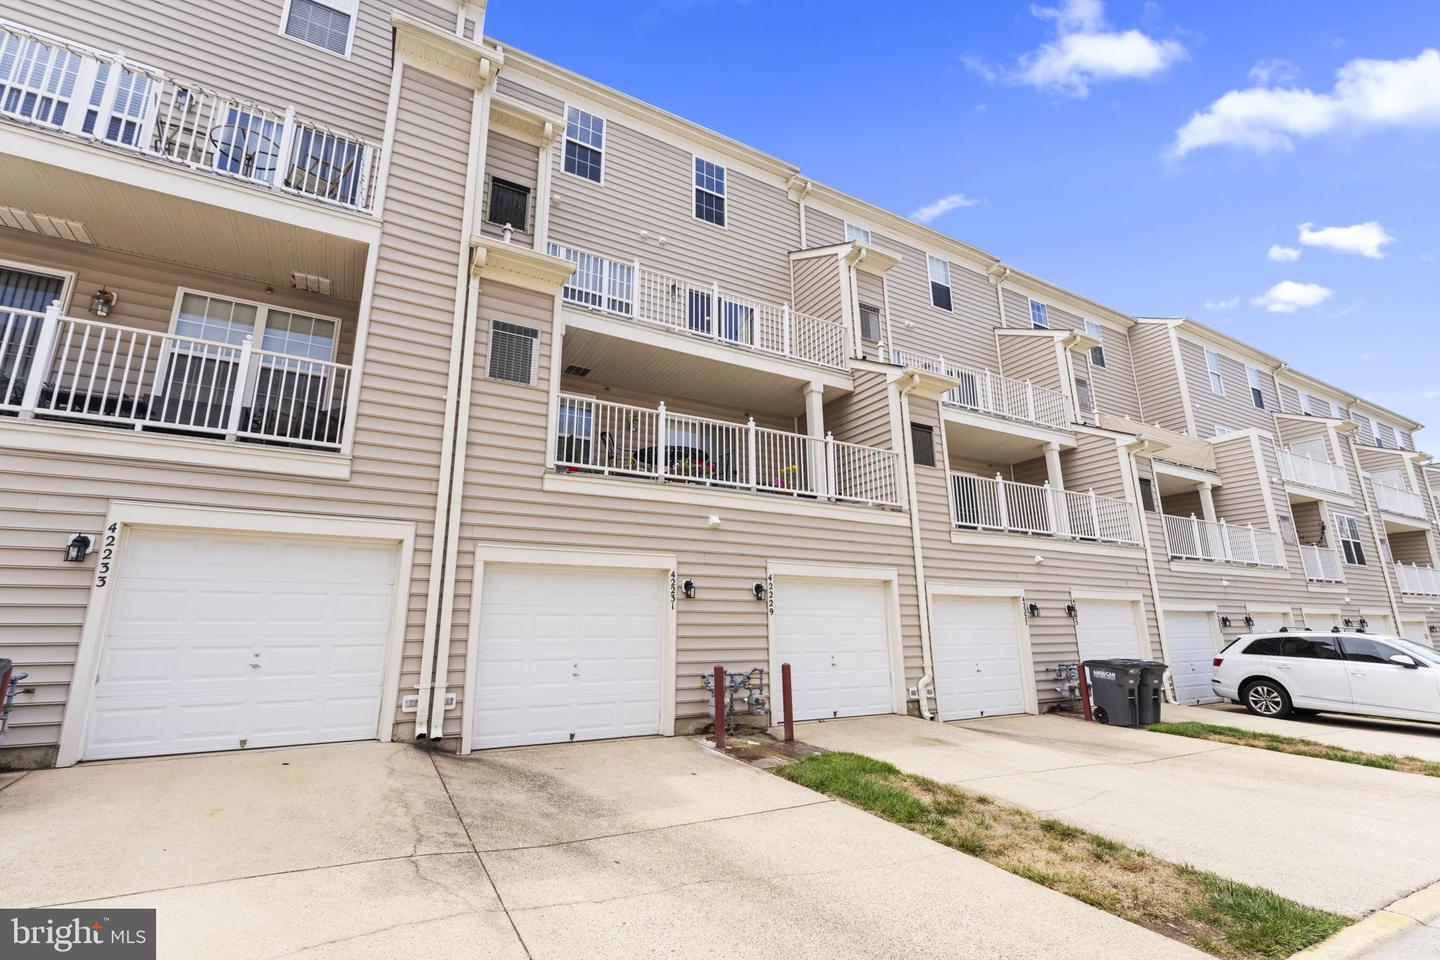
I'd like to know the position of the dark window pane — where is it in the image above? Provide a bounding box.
[564,141,602,182]
[1279,637,1342,659]
[1252,387,1265,409]
[487,178,531,231]
[859,302,882,342]
[930,281,952,311]
[1243,637,1283,656]
[694,189,725,226]
[1340,637,1406,664]
[1090,345,1106,367]
[911,423,936,467]
[1138,477,1157,512]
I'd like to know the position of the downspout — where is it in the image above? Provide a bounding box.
[414,64,490,739]
[1346,431,1404,629]
[898,372,935,720]
[1123,439,1177,702]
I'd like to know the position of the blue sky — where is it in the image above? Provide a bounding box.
[488,0,1440,441]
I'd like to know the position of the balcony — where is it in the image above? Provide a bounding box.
[1277,449,1348,495]
[1373,480,1429,520]
[1396,563,1440,598]
[553,394,901,508]
[892,350,1071,432]
[950,472,1139,545]
[1163,514,1284,568]
[0,20,379,213]
[1,305,351,450]
[547,244,848,371]
[1299,544,1344,583]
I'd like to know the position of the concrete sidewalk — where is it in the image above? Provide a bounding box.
[795,713,1440,916]
[0,736,1205,960]
[1168,702,1440,763]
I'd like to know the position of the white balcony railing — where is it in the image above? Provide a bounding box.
[1396,563,1440,597]
[1299,544,1344,583]
[1277,449,1348,494]
[1163,514,1285,568]
[554,394,900,507]
[1,304,351,449]
[891,350,1071,431]
[1372,479,1428,519]
[950,472,1139,544]
[547,243,848,370]
[0,21,379,212]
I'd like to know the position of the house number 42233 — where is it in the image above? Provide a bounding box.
[95,522,118,588]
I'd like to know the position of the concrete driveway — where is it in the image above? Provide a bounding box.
[0,737,1205,960]
[796,713,1440,917]
[1169,701,1440,763]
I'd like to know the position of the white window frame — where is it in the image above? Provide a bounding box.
[562,104,606,186]
[1245,365,1264,409]
[1083,318,1105,367]
[1333,512,1366,566]
[927,255,952,312]
[1204,348,1224,395]
[845,222,872,245]
[1029,299,1049,329]
[278,0,359,60]
[691,154,726,229]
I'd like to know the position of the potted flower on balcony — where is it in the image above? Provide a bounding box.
[670,455,716,481]
[773,464,800,489]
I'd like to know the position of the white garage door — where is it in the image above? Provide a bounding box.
[472,565,664,750]
[1305,611,1342,632]
[1401,618,1430,646]
[1367,613,1395,635]
[1163,611,1219,704]
[933,596,1027,721]
[772,577,893,722]
[1248,610,1290,632]
[86,528,399,761]
[1075,599,1145,662]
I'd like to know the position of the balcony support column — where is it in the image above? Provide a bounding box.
[1043,441,1069,536]
[1198,482,1218,523]
[804,382,826,495]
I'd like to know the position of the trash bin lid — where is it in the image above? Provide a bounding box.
[1083,658,1144,672]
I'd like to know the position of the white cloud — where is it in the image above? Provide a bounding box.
[910,193,980,223]
[1251,281,1333,313]
[1298,221,1394,258]
[1248,58,1299,85]
[1170,49,1440,156]
[965,0,1186,98]
[1204,297,1239,310]
[1267,244,1302,262]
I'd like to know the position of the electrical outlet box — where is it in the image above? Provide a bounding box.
[400,694,419,713]
[443,693,457,710]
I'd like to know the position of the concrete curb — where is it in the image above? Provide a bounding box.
[1293,878,1440,959]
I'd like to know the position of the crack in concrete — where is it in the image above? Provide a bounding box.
[952,742,1240,786]
[0,771,30,794]
[258,910,478,960]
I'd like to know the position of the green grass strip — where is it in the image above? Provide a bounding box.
[1149,721,1440,778]
[779,751,1349,960]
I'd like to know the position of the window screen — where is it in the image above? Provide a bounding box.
[1084,319,1105,366]
[859,302,882,342]
[488,321,538,385]
[486,178,531,231]
[910,422,936,467]
[283,0,354,55]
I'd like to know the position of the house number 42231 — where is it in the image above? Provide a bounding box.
[95,522,118,588]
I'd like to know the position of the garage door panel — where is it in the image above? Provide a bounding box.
[934,597,1028,722]
[772,578,894,723]
[1164,611,1219,705]
[1075,600,1144,662]
[85,529,398,761]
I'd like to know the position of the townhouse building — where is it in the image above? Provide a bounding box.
[0,0,1434,768]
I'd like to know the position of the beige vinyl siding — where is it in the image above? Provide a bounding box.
[547,118,800,306]
[1389,533,1432,567]
[11,0,455,143]
[495,74,564,116]
[1084,323,1142,420]
[1292,502,1325,544]
[0,66,473,754]
[855,269,886,361]
[879,241,1000,371]
[823,370,895,450]
[1277,382,1303,415]
[790,255,844,324]
[996,334,1063,393]
[924,404,1158,707]
[1177,339,1275,436]
[439,280,923,737]
[1063,433,1130,500]
[479,131,539,245]
[1128,324,1186,433]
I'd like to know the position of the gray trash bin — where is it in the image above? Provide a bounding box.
[1134,660,1168,724]
[1084,659,1143,726]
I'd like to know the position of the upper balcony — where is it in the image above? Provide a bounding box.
[1163,513,1285,569]
[0,20,380,215]
[893,350,1071,433]
[1372,478,1431,529]
[547,243,849,372]
[949,472,1140,545]
[1277,448,1348,496]
[2,303,352,455]
[552,394,901,509]
[1396,563,1440,598]
[1299,544,1344,584]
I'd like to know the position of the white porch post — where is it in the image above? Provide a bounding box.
[19,302,63,418]
[804,381,825,495]
[1044,441,1069,536]
[1198,482,1218,523]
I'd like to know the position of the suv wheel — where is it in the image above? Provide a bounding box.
[1241,679,1292,718]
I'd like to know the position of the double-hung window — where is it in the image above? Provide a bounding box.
[1204,348,1224,395]
[1246,365,1265,409]
[280,0,358,57]
[1084,318,1105,366]
[845,222,871,245]
[927,256,951,311]
[563,106,604,183]
[1029,300,1049,329]
[1334,513,1366,565]
[859,302,882,343]
[693,156,725,227]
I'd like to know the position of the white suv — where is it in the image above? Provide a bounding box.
[1212,631,1440,722]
